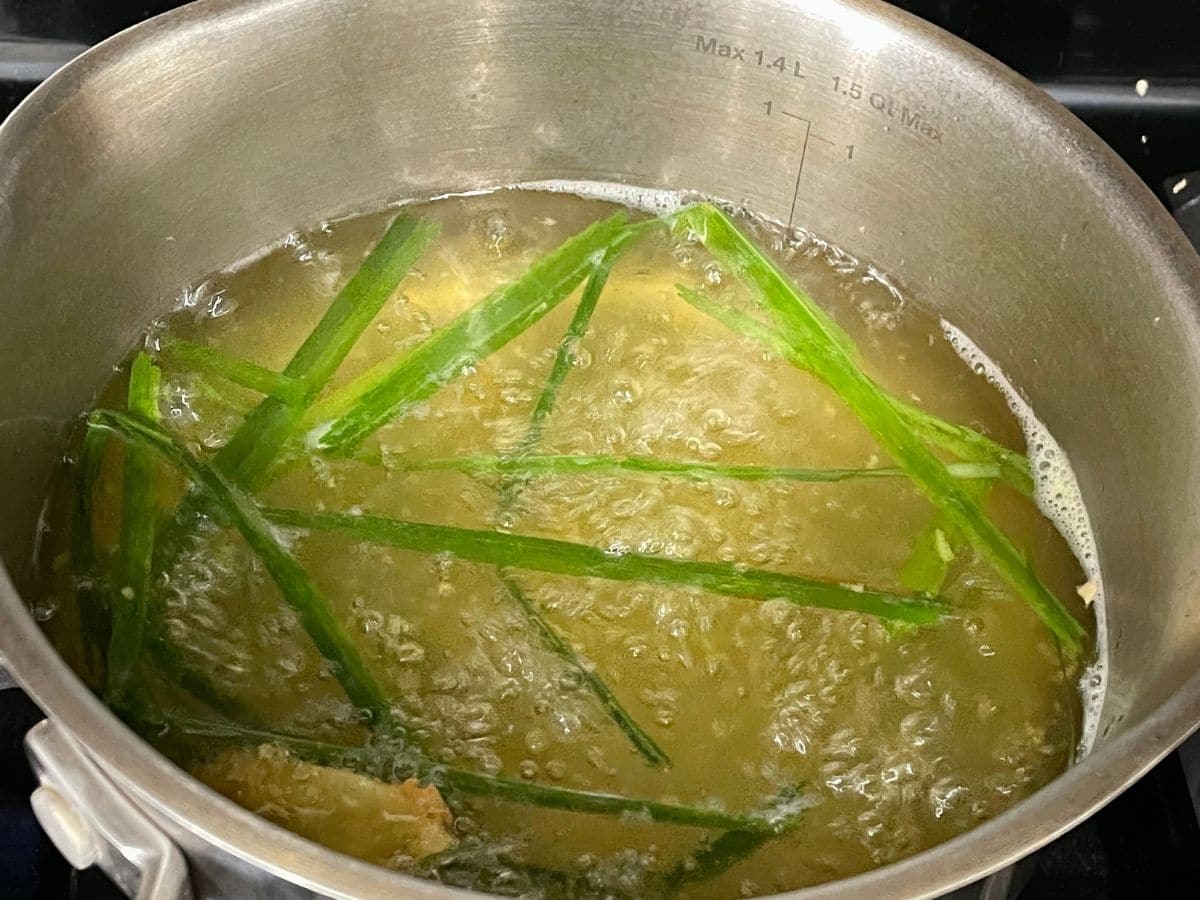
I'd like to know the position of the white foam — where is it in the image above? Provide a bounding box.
[513,179,690,216]
[941,321,1107,758]
[217,181,685,283]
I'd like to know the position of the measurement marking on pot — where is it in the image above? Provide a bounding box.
[830,74,944,143]
[687,30,948,147]
[761,100,850,158]
[692,34,808,78]
[762,100,854,226]
[786,123,812,228]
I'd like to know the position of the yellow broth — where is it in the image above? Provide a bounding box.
[38,190,1095,898]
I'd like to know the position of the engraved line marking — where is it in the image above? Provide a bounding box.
[786,120,812,230]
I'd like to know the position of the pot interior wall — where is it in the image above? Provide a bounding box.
[1,0,1199,868]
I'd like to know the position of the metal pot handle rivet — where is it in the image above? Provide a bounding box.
[29,784,102,869]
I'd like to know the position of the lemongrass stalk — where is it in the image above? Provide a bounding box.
[73,425,112,676]
[265,507,948,626]
[899,479,991,595]
[374,452,999,485]
[161,713,782,833]
[899,516,959,596]
[162,338,301,401]
[103,353,161,707]
[675,284,1033,496]
[91,410,395,728]
[515,244,617,455]
[663,785,804,893]
[216,213,440,487]
[310,213,630,450]
[673,204,1083,654]
[498,576,668,765]
[486,241,671,767]
[146,216,651,723]
[143,215,438,714]
[440,768,772,832]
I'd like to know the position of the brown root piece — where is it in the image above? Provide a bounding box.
[193,744,454,867]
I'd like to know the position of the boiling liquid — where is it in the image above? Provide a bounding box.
[39,190,1096,898]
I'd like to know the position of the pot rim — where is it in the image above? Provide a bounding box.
[2,1,1199,898]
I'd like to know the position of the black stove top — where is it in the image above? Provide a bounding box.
[1,2,1199,898]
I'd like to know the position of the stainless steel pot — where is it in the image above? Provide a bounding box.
[1,1,1199,897]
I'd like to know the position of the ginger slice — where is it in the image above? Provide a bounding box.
[194,744,454,867]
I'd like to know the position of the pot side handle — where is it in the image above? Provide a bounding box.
[24,719,193,900]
